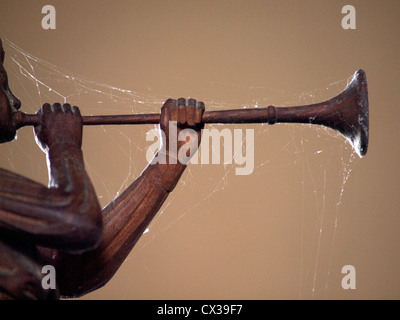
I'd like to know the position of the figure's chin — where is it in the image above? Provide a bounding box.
[0,127,17,143]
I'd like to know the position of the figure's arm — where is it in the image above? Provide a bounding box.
[0,103,102,252]
[50,98,204,297]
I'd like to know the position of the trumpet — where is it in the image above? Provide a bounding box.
[13,69,369,157]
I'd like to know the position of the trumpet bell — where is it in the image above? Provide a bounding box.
[326,69,369,158]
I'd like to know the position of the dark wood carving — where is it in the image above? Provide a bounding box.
[0,38,369,299]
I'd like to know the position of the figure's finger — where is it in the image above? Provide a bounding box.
[41,103,52,115]
[72,106,81,117]
[177,97,187,106]
[195,101,205,125]
[161,98,175,111]
[34,104,49,139]
[62,103,72,114]
[161,98,174,127]
[170,99,179,122]
[51,103,62,113]
[187,98,196,127]
[177,98,187,125]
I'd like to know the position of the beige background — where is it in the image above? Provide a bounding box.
[0,0,399,299]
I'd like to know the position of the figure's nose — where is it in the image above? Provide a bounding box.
[13,96,21,110]
[8,92,21,110]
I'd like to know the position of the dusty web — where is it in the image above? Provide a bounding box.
[1,39,361,299]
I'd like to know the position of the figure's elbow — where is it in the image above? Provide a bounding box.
[39,198,103,253]
[65,202,103,252]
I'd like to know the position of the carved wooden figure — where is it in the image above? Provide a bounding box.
[0,38,205,299]
[0,37,369,299]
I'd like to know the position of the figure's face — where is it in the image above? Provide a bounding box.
[0,39,21,143]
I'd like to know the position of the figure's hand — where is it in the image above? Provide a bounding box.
[34,103,83,152]
[160,98,205,164]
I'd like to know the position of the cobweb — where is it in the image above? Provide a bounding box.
[1,39,361,299]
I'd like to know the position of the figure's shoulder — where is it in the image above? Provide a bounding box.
[0,167,18,179]
[0,167,41,186]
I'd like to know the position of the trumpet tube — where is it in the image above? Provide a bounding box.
[13,69,369,157]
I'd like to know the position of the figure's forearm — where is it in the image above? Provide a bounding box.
[47,142,102,217]
[101,154,186,242]
[47,143,85,191]
[54,153,187,297]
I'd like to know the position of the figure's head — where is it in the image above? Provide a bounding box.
[0,39,4,63]
[0,38,21,143]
